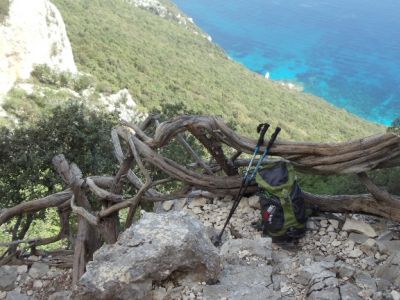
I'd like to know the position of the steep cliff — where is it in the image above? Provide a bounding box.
[0,0,76,97]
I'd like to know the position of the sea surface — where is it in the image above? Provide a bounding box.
[173,0,400,125]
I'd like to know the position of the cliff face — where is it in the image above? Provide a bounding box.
[0,0,77,97]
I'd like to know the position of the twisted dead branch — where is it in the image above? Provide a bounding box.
[0,114,399,284]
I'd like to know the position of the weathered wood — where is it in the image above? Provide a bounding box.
[147,115,399,174]
[1,114,399,272]
[0,190,72,225]
[304,192,400,222]
[189,126,238,176]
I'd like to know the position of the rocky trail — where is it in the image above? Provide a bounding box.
[1,196,399,300]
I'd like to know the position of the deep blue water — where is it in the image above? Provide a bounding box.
[173,0,400,125]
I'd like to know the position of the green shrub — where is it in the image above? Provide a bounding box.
[53,0,383,141]
[388,117,400,136]
[0,0,9,23]
[31,65,59,85]
[31,64,95,92]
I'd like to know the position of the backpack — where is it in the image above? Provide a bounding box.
[255,161,308,241]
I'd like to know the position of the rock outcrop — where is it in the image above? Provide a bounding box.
[0,0,77,97]
[72,211,221,300]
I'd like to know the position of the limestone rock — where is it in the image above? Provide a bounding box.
[5,290,33,300]
[28,262,49,279]
[347,248,363,258]
[188,197,207,208]
[329,219,339,229]
[162,200,174,211]
[375,252,400,286]
[334,261,356,278]
[99,89,144,123]
[0,266,18,291]
[348,233,369,244]
[376,240,400,255]
[220,238,272,265]
[72,211,221,300]
[342,218,377,237]
[377,230,393,241]
[297,261,335,285]
[202,264,280,300]
[354,271,377,291]
[307,287,339,300]
[339,283,362,300]
[0,0,77,96]
[247,195,260,209]
[48,291,71,300]
[391,290,400,300]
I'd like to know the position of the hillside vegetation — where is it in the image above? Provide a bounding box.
[0,0,8,23]
[52,0,383,142]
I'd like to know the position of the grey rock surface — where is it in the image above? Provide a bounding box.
[376,240,400,255]
[348,233,369,244]
[28,262,49,279]
[72,211,221,300]
[48,291,71,300]
[339,283,362,300]
[219,237,272,265]
[307,287,340,300]
[5,290,34,300]
[342,218,377,237]
[0,266,19,291]
[375,252,400,286]
[297,261,335,285]
[202,264,278,300]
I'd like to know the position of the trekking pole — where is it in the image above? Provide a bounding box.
[228,126,281,221]
[213,125,282,246]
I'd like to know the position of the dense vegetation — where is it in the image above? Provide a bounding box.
[0,0,397,250]
[52,0,382,141]
[0,0,9,23]
[0,103,119,250]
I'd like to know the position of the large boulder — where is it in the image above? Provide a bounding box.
[0,265,18,291]
[375,251,400,286]
[342,218,377,238]
[72,211,221,300]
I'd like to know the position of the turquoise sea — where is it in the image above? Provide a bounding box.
[173,0,400,125]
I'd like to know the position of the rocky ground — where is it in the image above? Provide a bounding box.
[1,196,399,300]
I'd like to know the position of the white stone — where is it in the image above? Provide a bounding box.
[162,200,174,211]
[16,265,27,274]
[188,197,207,208]
[320,220,328,228]
[329,219,339,229]
[327,225,335,232]
[247,195,260,209]
[99,89,144,123]
[391,290,400,300]
[348,248,363,258]
[73,211,221,300]
[342,218,377,238]
[0,0,77,96]
[33,280,43,289]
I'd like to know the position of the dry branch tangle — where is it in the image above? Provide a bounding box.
[146,115,400,174]
[1,115,399,268]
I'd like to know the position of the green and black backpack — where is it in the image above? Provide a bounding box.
[255,161,308,241]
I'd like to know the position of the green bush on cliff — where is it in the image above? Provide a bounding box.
[31,64,95,91]
[0,0,9,23]
[52,0,383,142]
[388,117,400,136]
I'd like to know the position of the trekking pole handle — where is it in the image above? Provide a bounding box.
[256,123,270,148]
[266,127,281,150]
